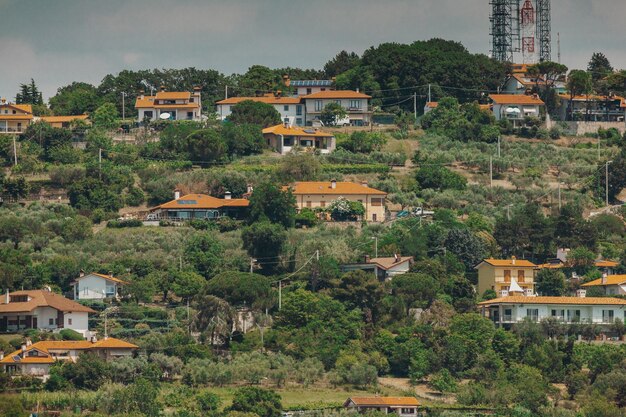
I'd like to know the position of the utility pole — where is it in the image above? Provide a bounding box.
[278,280,282,311]
[557,32,561,64]
[250,258,255,274]
[225,85,228,99]
[558,181,562,211]
[371,236,378,258]
[413,93,417,121]
[497,136,501,158]
[428,84,431,103]
[98,148,102,180]
[490,156,493,188]
[606,160,613,207]
[12,136,17,166]
[506,204,512,221]
[121,92,126,121]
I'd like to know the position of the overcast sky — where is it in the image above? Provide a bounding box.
[1,0,625,100]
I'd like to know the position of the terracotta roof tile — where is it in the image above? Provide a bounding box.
[79,273,129,285]
[489,94,544,105]
[0,290,95,314]
[478,295,626,306]
[153,194,249,211]
[262,124,334,138]
[304,90,371,99]
[582,275,626,287]
[287,182,387,196]
[347,397,420,406]
[369,256,413,270]
[216,95,302,105]
[155,91,191,100]
[0,338,138,364]
[479,259,537,268]
[135,96,155,108]
[40,115,89,123]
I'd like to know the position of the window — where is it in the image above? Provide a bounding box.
[551,309,565,321]
[401,409,415,414]
[144,111,153,119]
[320,201,326,208]
[349,99,362,109]
[602,310,615,323]
[306,88,312,94]
[504,270,511,283]
[335,100,341,105]
[567,310,581,322]
[296,118,303,126]
[49,318,54,326]
[189,97,194,102]
[68,318,72,325]
[187,111,193,120]
[296,105,303,116]
[518,270,525,283]
[315,100,323,111]
[284,105,289,111]
[306,201,312,208]
[283,137,293,146]
[527,309,539,322]
[371,198,383,207]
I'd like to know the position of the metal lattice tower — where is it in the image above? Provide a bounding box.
[536,0,551,62]
[490,0,520,62]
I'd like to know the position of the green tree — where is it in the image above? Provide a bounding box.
[0,395,27,417]
[415,165,467,191]
[444,228,488,271]
[588,52,614,83]
[339,131,386,153]
[392,272,440,309]
[49,82,101,115]
[320,102,348,126]
[229,387,282,417]
[324,50,361,77]
[278,153,321,181]
[196,391,221,412]
[187,129,227,163]
[242,221,286,275]
[61,353,110,390]
[248,182,296,228]
[172,271,206,302]
[567,70,593,121]
[222,123,265,156]
[330,270,385,324]
[536,269,566,296]
[184,232,222,278]
[93,103,119,130]
[229,100,282,127]
[205,271,273,309]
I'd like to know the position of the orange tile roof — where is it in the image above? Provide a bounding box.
[581,275,626,287]
[0,338,138,364]
[216,94,302,105]
[595,260,619,268]
[76,272,128,285]
[152,103,200,109]
[287,182,387,196]
[153,194,249,211]
[0,290,95,314]
[479,258,537,268]
[0,103,33,114]
[425,102,438,108]
[304,90,371,99]
[262,124,334,138]
[537,260,619,270]
[478,295,626,306]
[135,96,155,108]
[155,91,191,100]
[558,94,626,103]
[40,115,89,123]
[347,397,420,406]
[489,94,545,105]
[369,256,413,270]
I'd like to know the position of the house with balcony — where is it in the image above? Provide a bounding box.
[0,336,138,379]
[341,255,413,281]
[489,94,545,126]
[0,289,95,336]
[135,87,202,122]
[476,258,537,297]
[344,397,420,416]
[501,74,567,96]
[303,90,372,126]
[557,94,626,122]
[287,180,387,222]
[581,274,626,296]
[262,124,336,155]
[0,99,33,134]
[71,272,128,300]
[216,94,305,126]
[478,292,626,329]
[149,191,250,221]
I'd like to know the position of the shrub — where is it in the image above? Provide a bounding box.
[59,329,84,341]
[107,219,143,228]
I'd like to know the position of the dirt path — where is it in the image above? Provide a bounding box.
[378,377,456,404]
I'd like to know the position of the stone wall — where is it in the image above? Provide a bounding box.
[548,120,626,136]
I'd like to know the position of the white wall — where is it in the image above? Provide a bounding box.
[386,262,411,277]
[34,306,60,330]
[217,103,305,126]
[75,274,117,300]
[64,312,90,336]
[304,98,370,125]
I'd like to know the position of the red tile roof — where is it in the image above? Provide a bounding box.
[262,124,334,138]
[581,275,626,287]
[479,258,537,268]
[489,94,544,105]
[369,256,413,270]
[216,94,302,105]
[0,338,138,364]
[346,397,420,406]
[287,182,387,196]
[0,290,95,314]
[153,194,249,211]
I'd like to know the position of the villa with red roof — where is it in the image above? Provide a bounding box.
[581,274,626,296]
[135,87,202,122]
[489,94,545,125]
[262,124,336,155]
[476,257,538,297]
[0,98,33,134]
[216,93,304,126]
[149,191,250,221]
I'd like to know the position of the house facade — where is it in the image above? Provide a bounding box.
[287,180,387,222]
[262,124,336,155]
[0,290,94,336]
[489,94,545,125]
[479,294,626,328]
[581,274,626,296]
[501,74,567,96]
[344,397,420,416]
[135,88,202,122]
[216,94,304,126]
[0,337,138,378]
[557,94,626,122]
[303,90,372,126]
[71,272,127,300]
[476,258,537,297]
[342,255,413,281]
[0,99,33,134]
[150,192,249,221]
[39,114,89,129]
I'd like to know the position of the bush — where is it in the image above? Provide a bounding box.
[107,219,143,228]
[60,328,84,341]
[429,369,458,393]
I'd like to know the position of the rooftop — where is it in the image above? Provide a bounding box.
[582,275,626,287]
[262,124,334,138]
[155,91,191,100]
[489,94,545,105]
[0,290,95,314]
[153,194,249,211]
[346,397,420,407]
[478,295,626,306]
[290,80,333,87]
[369,256,413,270]
[74,272,128,285]
[478,258,537,268]
[286,181,387,196]
[40,115,89,123]
[216,94,302,105]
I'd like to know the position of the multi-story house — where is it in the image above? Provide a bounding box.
[581,274,626,296]
[216,94,305,126]
[135,87,202,122]
[262,123,336,155]
[71,272,127,300]
[489,94,545,126]
[0,289,95,336]
[303,90,372,126]
[476,258,537,297]
[0,99,33,134]
[557,94,626,122]
[479,292,626,329]
[287,180,387,222]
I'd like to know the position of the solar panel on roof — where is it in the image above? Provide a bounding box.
[291,80,333,87]
[13,355,21,361]
[303,129,316,134]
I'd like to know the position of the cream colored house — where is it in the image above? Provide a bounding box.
[287,180,387,222]
[135,88,202,122]
[262,124,336,155]
[476,258,537,297]
[39,114,89,129]
[0,99,33,134]
[0,337,138,378]
[582,274,626,296]
[303,90,372,126]
[216,94,304,126]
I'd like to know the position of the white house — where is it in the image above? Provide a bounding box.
[302,90,372,126]
[262,124,336,155]
[0,337,138,379]
[489,94,545,125]
[0,99,33,134]
[342,255,413,281]
[71,272,128,300]
[582,274,626,296]
[0,289,94,336]
[215,94,305,126]
[478,293,626,328]
[135,87,202,122]
[344,397,420,416]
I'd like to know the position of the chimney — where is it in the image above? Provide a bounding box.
[246,184,254,194]
[174,189,181,200]
[0,351,4,361]
[139,89,145,100]
[330,179,337,189]
[283,119,290,128]
[224,191,232,200]
[364,255,371,263]
[43,286,51,292]
[356,88,360,93]
[79,270,85,278]
[601,273,608,284]
[25,338,32,347]
[394,254,400,263]
[576,289,587,298]
[108,271,113,278]
[511,256,516,265]
[21,344,26,353]
[5,289,9,304]
[91,335,97,343]
[283,75,290,87]
[361,181,369,188]
[160,85,166,92]
[0,98,5,104]
[275,90,282,98]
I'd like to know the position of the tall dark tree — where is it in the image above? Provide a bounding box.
[324,50,361,77]
[228,100,282,127]
[587,52,613,83]
[248,182,296,228]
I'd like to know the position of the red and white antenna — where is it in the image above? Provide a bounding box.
[520,0,537,63]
